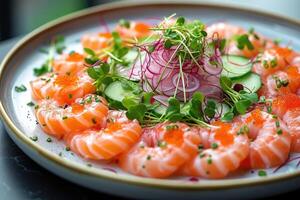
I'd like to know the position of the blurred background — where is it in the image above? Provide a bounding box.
[0,0,300,42]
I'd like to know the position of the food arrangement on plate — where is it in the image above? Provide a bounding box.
[20,15,300,179]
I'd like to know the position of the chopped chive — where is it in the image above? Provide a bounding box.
[277,129,283,135]
[58,152,63,157]
[46,137,52,142]
[166,124,178,131]
[198,144,204,150]
[147,155,151,160]
[267,105,272,113]
[258,170,267,177]
[211,143,218,149]
[30,136,38,141]
[207,157,212,164]
[275,121,280,128]
[15,84,27,92]
[65,147,70,151]
[87,163,92,167]
[68,94,73,99]
[27,102,35,107]
[157,140,167,148]
[62,116,68,120]
[86,96,92,103]
[199,153,205,158]
[34,105,40,110]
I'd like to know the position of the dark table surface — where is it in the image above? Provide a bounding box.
[0,38,299,200]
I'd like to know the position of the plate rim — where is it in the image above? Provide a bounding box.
[1,0,300,190]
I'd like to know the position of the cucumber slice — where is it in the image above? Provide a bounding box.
[104,81,135,102]
[221,55,252,78]
[232,72,261,92]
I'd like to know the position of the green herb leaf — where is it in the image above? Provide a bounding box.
[235,99,251,114]
[84,48,96,56]
[176,17,185,26]
[221,112,234,122]
[126,104,147,122]
[189,92,204,118]
[236,34,254,50]
[53,35,65,54]
[122,96,139,109]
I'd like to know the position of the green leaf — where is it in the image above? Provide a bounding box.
[204,100,216,118]
[220,76,232,90]
[167,113,184,122]
[176,17,185,26]
[101,77,113,86]
[235,99,251,114]
[126,104,147,122]
[189,92,204,118]
[241,92,258,103]
[112,32,122,48]
[236,34,254,50]
[164,39,173,49]
[84,48,96,56]
[100,63,110,74]
[84,57,99,65]
[87,67,99,79]
[221,112,234,122]
[166,97,180,115]
[109,100,126,110]
[122,96,139,109]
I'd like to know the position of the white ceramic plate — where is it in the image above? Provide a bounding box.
[1,1,300,199]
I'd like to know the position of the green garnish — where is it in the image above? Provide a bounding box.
[34,63,52,76]
[211,143,218,149]
[53,35,66,54]
[62,116,68,120]
[30,136,38,142]
[207,157,212,164]
[236,34,254,50]
[258,170,267,177]
[199,153,205,158]
[166,124,179,131]
[46,137,52,142]
[119,19,130,28]
[220,76,258,115]
[157,141,167,148]
[15,84,27,92]
[238,125,249,135]
[27,102,35,107]
[273,76,289,89]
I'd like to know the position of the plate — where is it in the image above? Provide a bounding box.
[1,1,300,199]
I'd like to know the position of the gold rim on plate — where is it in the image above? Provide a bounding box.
[1,0,300,190]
